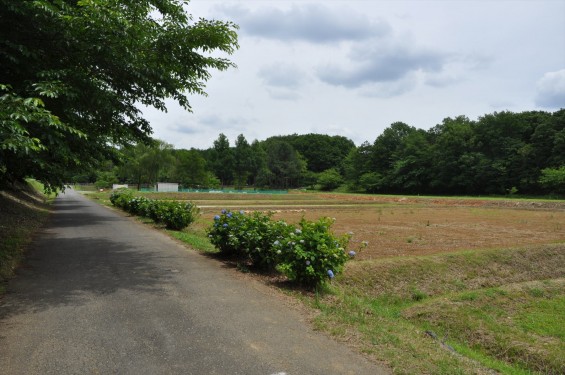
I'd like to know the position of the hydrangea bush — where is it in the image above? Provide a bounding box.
[110,189,198,230]
[274,217,351,286]
[207,210,359,287]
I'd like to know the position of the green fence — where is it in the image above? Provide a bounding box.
[138,187,288,194]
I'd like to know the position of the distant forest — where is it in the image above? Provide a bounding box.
[82,109,565,196]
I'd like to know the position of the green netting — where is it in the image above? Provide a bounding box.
[179,188,288,194]
[138,187,288,194]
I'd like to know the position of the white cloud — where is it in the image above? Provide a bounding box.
[535,69,565,109]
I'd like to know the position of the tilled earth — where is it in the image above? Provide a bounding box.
[190,193,565,259]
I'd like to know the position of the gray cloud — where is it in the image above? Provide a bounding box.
[258,64,306,89]
[317,43,447,89]
[258,63,307,100]
[171,124,200,135]
[200,114,244,127]
[535,69,565,108]
[217,4,390,43]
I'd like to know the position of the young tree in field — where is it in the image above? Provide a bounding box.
[317,168,344,191]
[539,167,565,195]
[0,0,238,192]
[172,149,209,188]
[117,140,175,189]
[342,141,375,192]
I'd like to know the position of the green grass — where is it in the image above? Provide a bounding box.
[167,228,217,253]
[0,180,53,294]
[403,280,565,373]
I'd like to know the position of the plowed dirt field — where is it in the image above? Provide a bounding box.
[148,192,565,259]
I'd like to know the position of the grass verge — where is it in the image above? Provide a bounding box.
[0,180,54,294]
[304,245,565,374]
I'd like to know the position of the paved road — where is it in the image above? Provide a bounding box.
[0,189,389,375]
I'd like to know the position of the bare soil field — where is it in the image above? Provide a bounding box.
[160,192,565,259]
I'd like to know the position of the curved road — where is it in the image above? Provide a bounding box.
[0,189,389,374]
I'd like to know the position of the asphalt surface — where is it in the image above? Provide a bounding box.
[0,189,390,375]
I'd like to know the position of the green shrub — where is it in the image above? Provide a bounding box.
[110,190,197,230]
[207,209,248,257]
[110,188,134,208]
[158,201,199,230]
[207,211,355,287]
[275,217,351,287]
[239,212,292,270]
[127,196,151,216]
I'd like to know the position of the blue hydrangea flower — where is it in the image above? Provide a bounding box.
[239,210,245,215]
[327,270,335,279]
[223,223,228,228]
[221,209,227,214]
[214,215,220,221]
[227,212,232,218]
[305,260,311,265]
[348,250,356,257]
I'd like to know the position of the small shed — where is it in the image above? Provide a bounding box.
[157,182,179,192]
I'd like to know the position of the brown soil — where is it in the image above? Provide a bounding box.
[190,193,565,259]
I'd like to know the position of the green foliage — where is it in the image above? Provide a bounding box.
[265,133,355,174]
[341,109,565,195]
[94,171,118,189]
[110,189,198,230]
[539,166,565,195]
[275,217,351,287]
[207,211,354,287]
[210,133,234,186]
[172,148,209,188]
[1,0,238,191]
[317,168,344,191]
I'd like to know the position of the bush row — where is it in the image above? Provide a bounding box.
[110,189,199,230]
[207,210,362,287]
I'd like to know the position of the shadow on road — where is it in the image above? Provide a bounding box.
[0,236,173,321]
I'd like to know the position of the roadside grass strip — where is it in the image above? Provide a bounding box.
[0,180,53,293]
[308,244,565,374]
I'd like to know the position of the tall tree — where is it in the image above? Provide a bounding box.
[266,141,306,189]
[233,134,252,189]
[0,0,238,191]
[210,133,234,186]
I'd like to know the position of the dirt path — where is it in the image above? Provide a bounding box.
[0,189,389,375]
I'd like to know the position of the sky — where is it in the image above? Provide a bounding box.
[142,0,565,150]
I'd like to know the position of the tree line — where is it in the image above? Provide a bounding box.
[82,109,565,196]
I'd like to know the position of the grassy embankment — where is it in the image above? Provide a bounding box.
[0,180,55,294]
[86,189,565,374]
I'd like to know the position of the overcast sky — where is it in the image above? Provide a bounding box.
[142,0,565,149]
